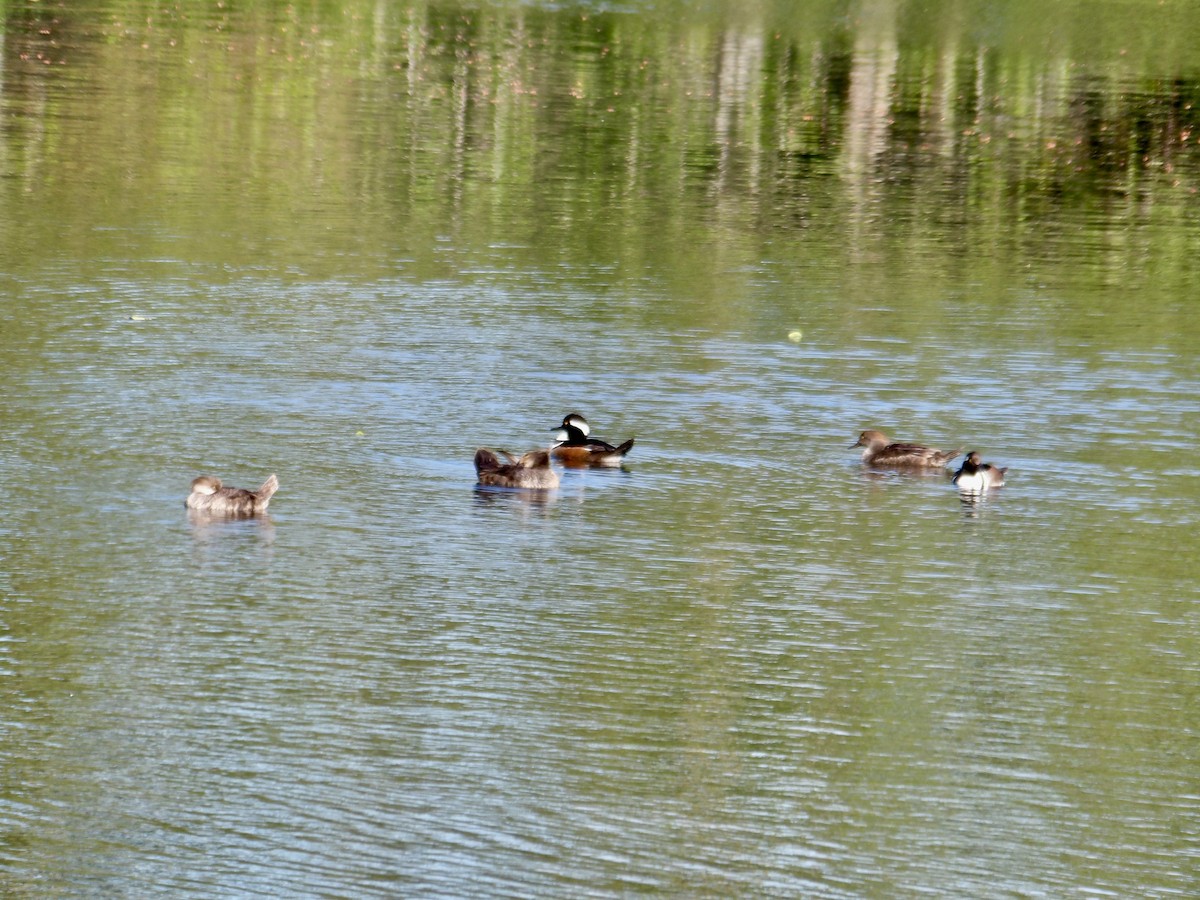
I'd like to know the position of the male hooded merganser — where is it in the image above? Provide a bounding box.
[474,447,560,489]
[550,413,634,467]
[852,429,961,469]
[951,451,1008,492]
[186,473,279,515]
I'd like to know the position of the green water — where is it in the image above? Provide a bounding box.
[1,1,1198,896]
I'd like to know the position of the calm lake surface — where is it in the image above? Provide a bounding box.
[2,0,1199,896]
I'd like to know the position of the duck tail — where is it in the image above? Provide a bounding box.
[616,438,635,456]
[256,474,280,500]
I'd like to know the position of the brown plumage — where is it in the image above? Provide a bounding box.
[474,448,560,490]
[185,473,279,515]
[852,429,961,468]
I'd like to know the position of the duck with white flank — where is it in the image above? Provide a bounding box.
[952,451,1008,492]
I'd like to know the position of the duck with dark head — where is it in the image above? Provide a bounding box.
[952,451,1008,493]
[551,413,634,468]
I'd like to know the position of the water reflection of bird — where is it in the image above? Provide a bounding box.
[187,508,277,544]
[952,451,1008,492]
[474,448,560,489]
[852,429,960,469]
[185,473,279,515]
[550,413,634,467]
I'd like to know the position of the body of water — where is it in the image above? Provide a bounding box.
[2,1,1199,896]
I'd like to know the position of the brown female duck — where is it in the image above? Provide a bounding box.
[852,429,961,469]
[474,448,560,490]
[186,473,279,515]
